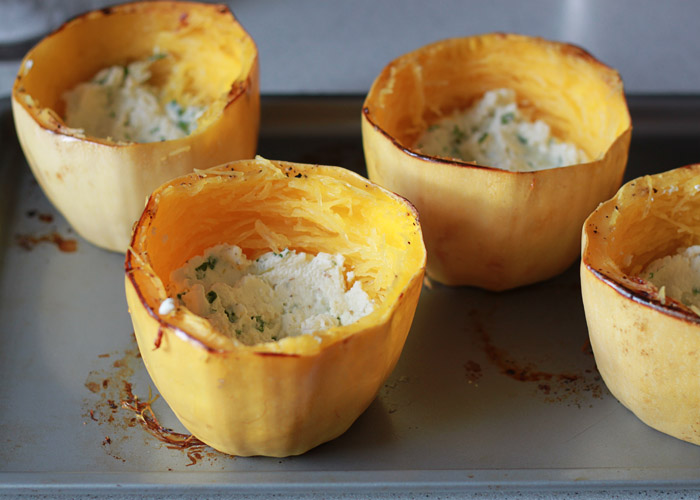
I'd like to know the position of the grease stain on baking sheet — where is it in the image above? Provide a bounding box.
[379,375,412,415]
[466,309,604,406]
[120,381,209,466]
[82,333,231,467]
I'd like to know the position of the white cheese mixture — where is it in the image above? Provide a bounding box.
[63,55,206,143]
[415,88,588,172]
[643,245,700,313]
[166,244,374,345]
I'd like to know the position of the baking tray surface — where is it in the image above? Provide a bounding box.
[2,96,700,496]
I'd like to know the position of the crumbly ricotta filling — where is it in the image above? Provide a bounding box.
[415,88,588,172]
[643,245,700,313]
[165,244,374,345]
[63,54,206,143]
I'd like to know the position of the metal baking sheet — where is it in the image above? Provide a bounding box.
[2,96,700,498]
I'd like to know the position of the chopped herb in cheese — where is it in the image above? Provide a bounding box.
[643,245,700,312]
[62,54,206,143]
[415,88,588,172]
[166,244,374,345]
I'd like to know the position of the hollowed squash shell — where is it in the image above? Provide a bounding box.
[581,164,700,446]
[362,33,631,290]
[12,1,259,253]
[124,157,426,457]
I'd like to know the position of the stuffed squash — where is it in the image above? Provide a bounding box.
[12,1,259,253]
[124,157,426,456]
[581,164,700,446]
[362,33,631,290]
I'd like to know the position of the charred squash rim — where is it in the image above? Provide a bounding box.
[583,265,700,325]
[581,163,700,326]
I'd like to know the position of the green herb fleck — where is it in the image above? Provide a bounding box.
[271,336,278,341]
[109,111,116,119]
[517,134,528,145]
[177,121,189,134]
[648,272,655,279]
[501,112,515,124]
[478,132,489,144]
[206,291,217,304]
[235,329,243,336]
[225,309,238,323]
[693,287,700,295]
[452,125,466,144]
[195,256,217,278]
[253,315,265,332]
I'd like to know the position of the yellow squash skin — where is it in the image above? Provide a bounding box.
[581,165,700,446]
[12,1,259,253]
[362,33,631,290]
[124,158,426,457]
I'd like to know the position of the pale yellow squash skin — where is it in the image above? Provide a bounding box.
[362,33,631,290]
[12,2,259,253]
[124,158,426,457]
[581,165,700,446]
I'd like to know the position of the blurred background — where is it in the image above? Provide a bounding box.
[1,0,699,97]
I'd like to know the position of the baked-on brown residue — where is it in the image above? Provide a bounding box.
[468,309,604,405]
[25,210,54,223]
[154,327,164,350]
[120,381,207,466]
[463,360,483,384]
[471,309,579,383]
[16,232,77,252]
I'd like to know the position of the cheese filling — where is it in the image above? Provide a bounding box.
[415,88,588,172]
[165,244,374,345]
[643,245,700,313]
[62,54,206,143]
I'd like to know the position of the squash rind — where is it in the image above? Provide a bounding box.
[362,33,631,290]
[581,164,700,446]
[124,158,426,456]
[11,1,260,253]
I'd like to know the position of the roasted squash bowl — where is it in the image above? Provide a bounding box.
[362,33,631,290]
[124,157,426,457]
[12,1,259,253]
[581,165,700,446]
